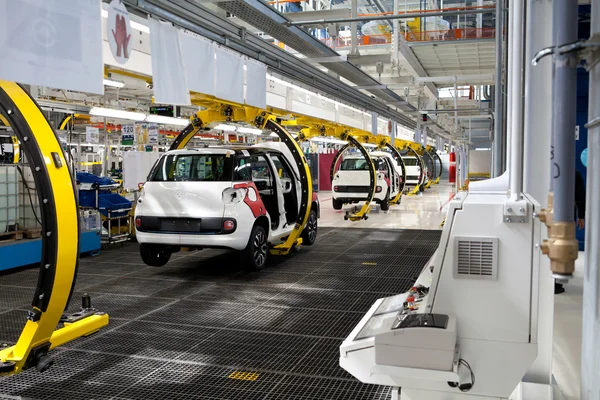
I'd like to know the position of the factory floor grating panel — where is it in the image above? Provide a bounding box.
[0,227,441,400]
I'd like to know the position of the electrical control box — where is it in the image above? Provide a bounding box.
[373,313,457,371]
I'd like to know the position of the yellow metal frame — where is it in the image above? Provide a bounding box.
[0,81,108,375]
[375,137,406,206]
[293,120,377,221]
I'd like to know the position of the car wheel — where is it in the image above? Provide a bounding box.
[242,225,268,271]
[332,198,343,210]
[380,191,390,211]
[140,244,171,267]
[301,210,318,246]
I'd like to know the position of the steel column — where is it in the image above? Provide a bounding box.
[522,0,554,384]
[350,0,359,55]
[551,0,578,222]
[582,0,600,396]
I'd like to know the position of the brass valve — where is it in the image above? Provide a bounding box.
[537,192,554,234]
[538,192,577,278]
[545,221,579,278]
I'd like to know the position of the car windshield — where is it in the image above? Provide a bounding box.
[149,154,233,182]
[403,158,419,166]
[340,158,386,171]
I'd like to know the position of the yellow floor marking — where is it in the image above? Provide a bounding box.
[228,371,260,381]
[362,262,377,266]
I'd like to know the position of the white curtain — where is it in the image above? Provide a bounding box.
[149,18,190,105]
[245,59,267,109]
[215,46,244,104]
[0,0,103,94]
[179,32,216,96]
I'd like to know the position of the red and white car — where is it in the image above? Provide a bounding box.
[135,143,319,270]
[331,152,402,211]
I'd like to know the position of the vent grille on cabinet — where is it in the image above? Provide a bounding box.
[453,237,498,280]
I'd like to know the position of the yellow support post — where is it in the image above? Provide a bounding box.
[0,81,108,376]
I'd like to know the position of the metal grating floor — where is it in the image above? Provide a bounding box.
[0,228,441,400]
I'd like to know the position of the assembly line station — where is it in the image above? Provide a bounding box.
[0,0,598,399]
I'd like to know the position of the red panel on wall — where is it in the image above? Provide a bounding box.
[319,151,338,191]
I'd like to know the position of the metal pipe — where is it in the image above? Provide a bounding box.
[454,77,458,132]
[493,0,504,177]
[508,0,525,200]
[582,0,600,394]
[285,8,494,26]
[552,0,578,222]
[505,1,514,184]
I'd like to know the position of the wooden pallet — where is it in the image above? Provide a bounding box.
[0,231,23,241]
[24,229,42,239]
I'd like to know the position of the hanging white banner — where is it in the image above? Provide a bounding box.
[0,0,104,94]
[215,47,244,104]
[245,59,267,109]
[179,32,216,96]
[86,126,100,144]
[149,18,190,105]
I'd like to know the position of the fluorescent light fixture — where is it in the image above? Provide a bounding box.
[130,20,150,34]
[363,143,377,148]
[103,79,124,88]
[310,137,347,145]
[102,9,149,33]
[213,124,237,132]
[475,148,491,151]
[237,127,263,135]
[146,115,189,126]
[89,107,146,121]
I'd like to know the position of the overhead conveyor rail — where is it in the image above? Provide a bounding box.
[0,82,108,376]
[119,0,417,128]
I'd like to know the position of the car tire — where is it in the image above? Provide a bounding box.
[140,244,171,267]
[301,210,318,246]
[380,191,390,211]
[242,225,268,271]
[332,198,343,210]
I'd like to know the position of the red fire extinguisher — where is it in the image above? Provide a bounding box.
[449,152,457,183]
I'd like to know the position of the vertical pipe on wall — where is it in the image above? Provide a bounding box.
[493,0,504,177]
[508,0,525,200]
[505,1,514,180]
[582,0,600,396]
[551,0,578,222]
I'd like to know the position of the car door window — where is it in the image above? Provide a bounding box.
[239,154,274,194]
[270,154,296,194]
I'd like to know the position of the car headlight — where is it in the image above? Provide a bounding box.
[222,187,248,204]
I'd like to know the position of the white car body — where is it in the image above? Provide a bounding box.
[331,153,402,208]
[135,143,319,265]
[403,156,427,188]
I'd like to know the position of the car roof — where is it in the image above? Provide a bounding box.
[163,145,284,157]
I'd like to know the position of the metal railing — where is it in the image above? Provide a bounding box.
[313,27,495,49]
